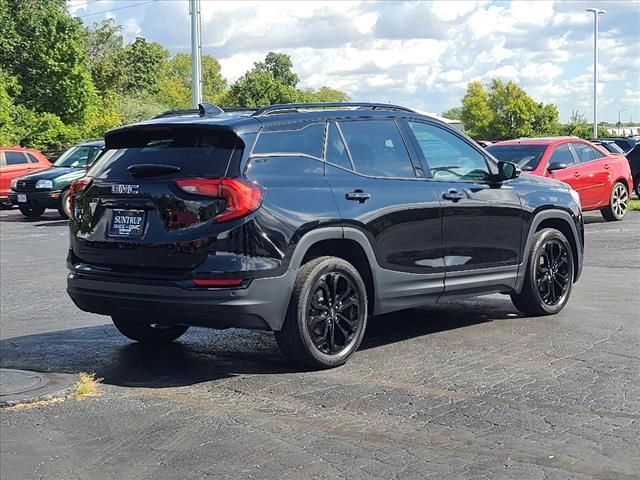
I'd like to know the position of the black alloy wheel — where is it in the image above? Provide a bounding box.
[307,271,361,355]
[275,256,368,369]
[535,240,571,307]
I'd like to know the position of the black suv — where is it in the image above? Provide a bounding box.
[67,102,584,368]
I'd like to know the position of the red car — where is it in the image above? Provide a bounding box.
[0,147,51,207]
[487,137,633,221]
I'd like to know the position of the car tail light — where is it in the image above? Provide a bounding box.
[175,178,263,222]
[192,278,243,288]
[70,177,93,195]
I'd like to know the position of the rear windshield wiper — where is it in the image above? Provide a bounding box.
[127,164,182,178]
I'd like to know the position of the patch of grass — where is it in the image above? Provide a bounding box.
[72,372,101,400]
[629,199,640,212]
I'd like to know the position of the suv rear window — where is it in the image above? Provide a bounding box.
[92,126,240,179]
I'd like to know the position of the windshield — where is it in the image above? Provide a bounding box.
[486,144,547,171]
[601,143,624,154]
[54,146,103,168]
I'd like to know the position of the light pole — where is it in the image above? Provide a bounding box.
[586,8,606,138]
[618,109,627,130]
[190,0,202,108]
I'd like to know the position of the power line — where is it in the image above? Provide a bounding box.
[76,0,157,18]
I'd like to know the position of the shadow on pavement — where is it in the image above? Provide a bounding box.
[0,299,519,388]
[0,209,65,223]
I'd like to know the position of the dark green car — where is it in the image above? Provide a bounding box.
[9,140,104,218]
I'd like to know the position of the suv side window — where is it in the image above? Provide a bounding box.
[571,142,602,163]
[549,144,575,166]
[408,121,490,181]
[4,151,29,165]
[338,119,415,178]
[325,123,353,170]
[253,122,324,159]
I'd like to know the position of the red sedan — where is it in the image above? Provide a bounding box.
[0,147,51,207]
[487,137,633,221]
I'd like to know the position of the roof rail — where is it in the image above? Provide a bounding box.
[251,102,417,117]
[152,102,225,119]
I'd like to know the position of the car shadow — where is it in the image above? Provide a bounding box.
[0,298,519,388]
[0,210,65,223]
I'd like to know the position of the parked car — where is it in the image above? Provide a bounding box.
[590,139,626,155]
[0,147,50,208]
[9,140,104,218]
[487,137,633,221]
[66,102,584,369]
[596,137,636,154]
[625,144,640,197]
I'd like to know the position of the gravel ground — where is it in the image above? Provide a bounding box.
[1,208,639,480]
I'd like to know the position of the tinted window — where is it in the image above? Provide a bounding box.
[486,144,546,171]
[26,153,40,163]
[325,123,352,170]
[92,126,239,179]
[549,144,575,166]
[408,121,490,181]
[571,142,601,163]
[338,120,415,178]
[253,123,324,158]
[54,146,102,168]
[4,151,29,165]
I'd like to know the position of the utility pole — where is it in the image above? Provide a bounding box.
[190,0,202,107]
[586,8,606,138]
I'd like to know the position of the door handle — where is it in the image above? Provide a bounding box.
[603,163,610,169]
[573,172,581,178]
[442,188,465,201]
[345,190,371,203]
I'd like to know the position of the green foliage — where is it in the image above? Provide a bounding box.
[83,19,125,94]
[254,52,299,88]
[120,37,169,94]
[441,107,463,121]
[461,79,560,140]
[299,86,350,103]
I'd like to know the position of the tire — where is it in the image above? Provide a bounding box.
[275,256,368,369]
[601,181,628,221]
[18,205,45,218]
[57,189,71,219]
[111,316,188,343]
[511,228,574,316]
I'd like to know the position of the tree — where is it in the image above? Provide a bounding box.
[120,37,169,93]
[461,81,493,139]
[4,0,96,124]
[441,107,462,121]
[299,86,350,103]
[531,102,560,136]
[83,19,125,94]
[228,70,299,108]
[254,52,299,88]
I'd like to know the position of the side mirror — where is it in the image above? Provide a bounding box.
[548,161,568,171]
[498,161,521,180]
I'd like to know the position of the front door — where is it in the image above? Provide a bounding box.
[403,119,523,296]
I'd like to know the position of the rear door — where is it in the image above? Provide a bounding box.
[325,118,444,310]
[71,125,242,272]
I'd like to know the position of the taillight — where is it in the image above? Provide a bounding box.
[70,176,93,195]
[175,178,263,222]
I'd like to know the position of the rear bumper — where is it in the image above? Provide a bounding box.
[9,190,62,209]
[66,269,296,331]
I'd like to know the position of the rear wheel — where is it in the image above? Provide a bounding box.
[275,256,368,369]
[18,205,45,218]
[111,316,188,343]
[57,189,71,219]
[601,181,628,221]
[511,228,574,316]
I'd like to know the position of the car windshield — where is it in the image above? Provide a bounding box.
[53,146,102,168]
[600,143,624,154]
[486,144,547,171]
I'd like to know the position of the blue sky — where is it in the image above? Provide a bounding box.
[68,0,640,123]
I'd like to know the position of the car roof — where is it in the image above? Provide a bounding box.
[76,139,105,147]
[106,102,452,138]
[490,137,581,147]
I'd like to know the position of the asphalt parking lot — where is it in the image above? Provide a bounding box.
[1,208,639,480]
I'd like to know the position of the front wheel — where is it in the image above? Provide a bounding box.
[511,228,574,316]
[18,205,45,218]
[111,316,189,343]
[57,189,71,219]
[601,181,628,221]
[275,256,368,369]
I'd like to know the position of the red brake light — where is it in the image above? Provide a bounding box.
[70,177,93,195]
[175,178,263,222]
